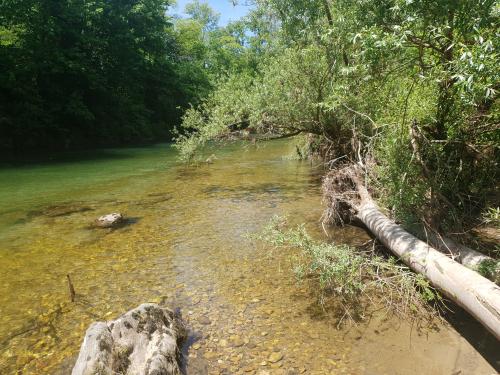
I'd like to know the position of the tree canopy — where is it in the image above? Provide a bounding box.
[175,0,499,231]
[0,0,246,154]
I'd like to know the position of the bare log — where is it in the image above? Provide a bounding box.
[416,229,499,280]
[323,167,500,340]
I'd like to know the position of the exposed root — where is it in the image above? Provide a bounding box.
[322,166,362,225]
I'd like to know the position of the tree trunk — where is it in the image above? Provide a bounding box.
[356,199,500,340]
[323,167,500,338]
[417,229,497,270]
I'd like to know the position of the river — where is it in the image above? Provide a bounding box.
[0,141,496,374]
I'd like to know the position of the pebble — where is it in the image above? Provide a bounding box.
[199,316,211,325]
[204,352,217,359]
[192,343,201,350]
[230,335,245,348]
[268,352,283,363]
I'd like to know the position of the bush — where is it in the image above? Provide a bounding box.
[254,216,443,326]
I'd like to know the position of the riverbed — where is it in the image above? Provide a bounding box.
[0,141,496,374]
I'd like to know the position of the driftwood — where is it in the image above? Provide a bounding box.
[323,166,500,340]
[67,274,76,302]
[414,229,499,281]
[72,304,186,375]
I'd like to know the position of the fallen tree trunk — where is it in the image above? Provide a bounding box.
[414,229,499,281]
[417,229,492,268]
[323,167,500,340]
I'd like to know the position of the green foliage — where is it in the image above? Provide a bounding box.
[0,0,213,154]
[177,0,499,230]
[476,259,500,282]
[482,207,500,227]
[173,72,255,161]
[255,216,442,324]
[184,0,220,33]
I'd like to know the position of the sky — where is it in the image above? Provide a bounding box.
[173,0,253,26]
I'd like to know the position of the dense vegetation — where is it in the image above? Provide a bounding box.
[176,0,499,236]
[1,0,498,240]
[0,0,246,154]
[255,216,442,325]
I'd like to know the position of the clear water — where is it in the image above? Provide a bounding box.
[0,141,495,374]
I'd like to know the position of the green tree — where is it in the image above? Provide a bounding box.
[0,0,205,154]
[176,0,499,230]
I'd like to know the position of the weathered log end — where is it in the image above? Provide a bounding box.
[72,303,186,375]
[322,166,361,225]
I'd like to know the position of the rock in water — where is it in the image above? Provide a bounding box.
[72,303,186,375]
[95,213,124,228]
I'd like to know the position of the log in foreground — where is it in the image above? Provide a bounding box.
[72,303,186,375]
[323,167,500,340]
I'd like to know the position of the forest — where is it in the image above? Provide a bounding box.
[0,0,229,153]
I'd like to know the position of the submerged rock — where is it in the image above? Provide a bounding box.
[205,154,217,164]
[29,203,94,218]
[72,303,186,375]
[95,213,124,228]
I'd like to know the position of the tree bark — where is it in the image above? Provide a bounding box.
[355,195,500,340]
[417,229,497,269]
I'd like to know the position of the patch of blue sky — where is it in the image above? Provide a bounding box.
[171,0,253,26]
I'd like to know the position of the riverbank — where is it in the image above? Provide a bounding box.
[0,141,497,374]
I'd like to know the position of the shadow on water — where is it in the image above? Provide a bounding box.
[0,146,163,168]
[443,303,500,371]
[175,167,211,181]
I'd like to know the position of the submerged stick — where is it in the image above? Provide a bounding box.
[67,274,76,302]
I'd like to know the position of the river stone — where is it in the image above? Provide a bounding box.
[268,352,283,363]
[198,316,211,325]
[95,213,124,228]
[72,303,186,375]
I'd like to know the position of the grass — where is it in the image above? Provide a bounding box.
[254,216,443,327]
[482,207,500,227]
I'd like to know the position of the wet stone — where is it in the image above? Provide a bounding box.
[229,335,245,347]
[268,352,283,363]
[198,316,212,325]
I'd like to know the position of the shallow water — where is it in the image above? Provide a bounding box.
[0,141,496,374]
